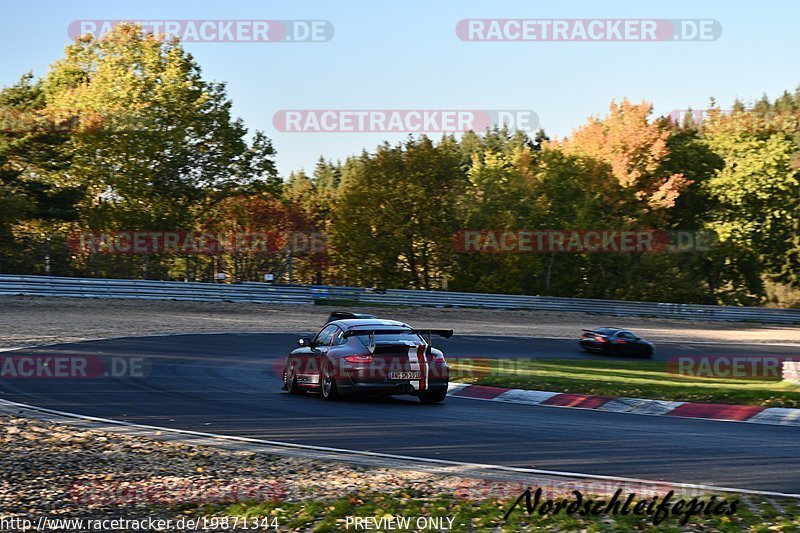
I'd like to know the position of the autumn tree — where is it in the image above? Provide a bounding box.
[42,22,278,234]
[329,136,464,289]
[558,99,693,220]
[0,73,79,274]
[24,22,279,278]
[701,107,800,303]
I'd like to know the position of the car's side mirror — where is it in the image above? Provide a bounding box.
[298,337,312,347]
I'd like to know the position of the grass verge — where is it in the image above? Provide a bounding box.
[190,490,799,532]
[449,358,800,408]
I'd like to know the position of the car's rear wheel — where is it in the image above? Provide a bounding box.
[320,360,341,401]
[418,387,447,404]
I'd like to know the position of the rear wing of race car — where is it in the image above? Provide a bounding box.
[343,329,407,338]
[582,329,606,337]
[413,329,454,356]
[342,328,454,354]
[411,329,454,339]
[325,311,378,324]
[342,328,454,339]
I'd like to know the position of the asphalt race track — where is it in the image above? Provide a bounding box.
[1,333,799,493]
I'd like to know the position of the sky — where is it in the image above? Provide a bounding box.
[2,0,799,178]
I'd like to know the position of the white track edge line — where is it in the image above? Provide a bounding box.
[1,397,799,500]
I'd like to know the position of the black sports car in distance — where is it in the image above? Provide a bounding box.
[282,318,453,403]
[579,327,655,358]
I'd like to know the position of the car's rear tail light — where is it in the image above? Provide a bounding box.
[344,354,374,363]
[595,335,607,342]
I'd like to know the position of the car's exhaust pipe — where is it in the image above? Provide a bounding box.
[395,384,415,394]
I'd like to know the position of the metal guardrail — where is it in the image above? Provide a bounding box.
[312,285,800,324]
[0,275,312,305]
[2,275,799,324]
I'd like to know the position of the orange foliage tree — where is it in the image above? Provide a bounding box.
[556,99,693,216]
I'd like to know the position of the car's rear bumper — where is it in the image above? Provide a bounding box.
[289,360,449,396]
[338,362,449,396]
[337,381,449,396]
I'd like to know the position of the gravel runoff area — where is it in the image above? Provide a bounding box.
[1,295,799,349]
[0,413,492,528]
[0,407,795,532]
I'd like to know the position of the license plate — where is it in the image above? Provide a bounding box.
[388,372,422,380]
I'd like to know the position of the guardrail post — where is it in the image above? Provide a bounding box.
[44,237,51,275]
[288,230,294,286]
